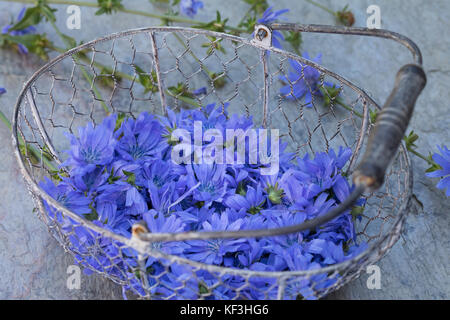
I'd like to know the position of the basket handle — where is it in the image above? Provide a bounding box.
[133,30,427,243]
[134,65,426,243]
[353,64,427,189]
[134,64,427,243]
[265,23,427,190]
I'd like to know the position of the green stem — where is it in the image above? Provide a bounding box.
[0,108,12,131]
[173,33,215,78]
[408,147,434,166]
[2,0,247,33]
[304,0,337,16]
[165,89,200,108]
[237,5,254,28]
[49,20,110,114]
[0,108,57,171]
[3,0,433,168]
[55,45,199,108]
[52,45,135,82]
[336,98,363,118]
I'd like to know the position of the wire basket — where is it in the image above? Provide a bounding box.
[12,24,426,299]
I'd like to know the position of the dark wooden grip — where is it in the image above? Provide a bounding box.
[354,64,426,189]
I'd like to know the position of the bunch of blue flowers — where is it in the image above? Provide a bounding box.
[40,103,366,299]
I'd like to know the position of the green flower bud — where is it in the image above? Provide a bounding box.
[266,183,284,205]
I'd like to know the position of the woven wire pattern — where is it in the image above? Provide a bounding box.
[13,27,411,299]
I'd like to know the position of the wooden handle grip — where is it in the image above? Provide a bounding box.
[354,64,426,189]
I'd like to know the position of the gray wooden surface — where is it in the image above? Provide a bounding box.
[0,0,448,299]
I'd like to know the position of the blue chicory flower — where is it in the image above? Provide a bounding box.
[186,163,229,205]
[279,53,335,106]
[155,263,199,299]
[257,7,289,49]
[2,7,36,54]
[39,177,91,216]
[143,209,188,266]
[180,0,204,18]
[63,114,117,175]
[184,211,248,265]
[39,103,367,299]
[193,87,207,96]
[225,184,266,215]
[426,145,450,196]
[115,112,165,163]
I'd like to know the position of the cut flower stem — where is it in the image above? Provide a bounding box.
[2,0,247,33]
[0,109,57,171]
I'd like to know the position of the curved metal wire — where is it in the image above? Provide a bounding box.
[137,186,365,242]
[12,26,378,242]
[270,23,423,65]
[11,25,415,299]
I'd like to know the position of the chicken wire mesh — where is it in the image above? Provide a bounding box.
[12,26,415,299]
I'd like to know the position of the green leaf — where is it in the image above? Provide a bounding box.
[107,168,121,184]
[320,84,341,108]
[133,64,159,93]
[425,153,443,173]
[150,0,170,4]
[243,0,269,15]
[238,15,257,33]
[60,33,77,49]
[192,11,229,33]
[210,71,226,89]
[247,199,266,215]
[123,170,136,185]
[96,0,124,15]
[97,65,123,88]
[49,168,69,182]
[19,144,37,165]
[403,130,419,151]
[167,82,194,99]
[166,83,201,108]
[236,181,247,196]
[350,205,365,221]
[42,144,55,162]
[198,281,210,295]
[8,7,42,31]
[85,203,99,221]
[9,2,57,32]
[201,37,226,55]
[40,3,57,22]
[114,112,127,132]
[369,109,378,124]
[2,33,53,60]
